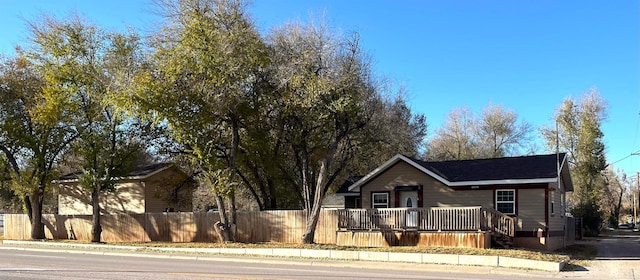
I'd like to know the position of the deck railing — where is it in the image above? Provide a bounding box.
[481,207,515,237]
[337,206,514,237]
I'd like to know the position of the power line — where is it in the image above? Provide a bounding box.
[610,150,640,166]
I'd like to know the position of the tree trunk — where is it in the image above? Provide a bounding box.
[29,188,45,240]
[91,184,102,243]
[228,192,237,241]
[302,158,330,244]
[24,195,33,221]
[214,194,232,242]
[228,116,239,240]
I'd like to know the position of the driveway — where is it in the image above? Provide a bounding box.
[576,231,640,279]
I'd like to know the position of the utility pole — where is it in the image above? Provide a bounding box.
[631,172,640,228]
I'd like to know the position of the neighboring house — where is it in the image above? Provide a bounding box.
[336,153,574,251]
[321,193,346,209]
[57,163,195,215]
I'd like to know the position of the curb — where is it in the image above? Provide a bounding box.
[0,240,564,272]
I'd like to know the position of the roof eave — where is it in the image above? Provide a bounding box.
[56,165,172,185]
[448,177,558,187]
[335,193,360,197]
[347,154,452,192]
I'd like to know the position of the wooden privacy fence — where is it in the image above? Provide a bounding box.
[338,206,515,237]
[3,210,339,244]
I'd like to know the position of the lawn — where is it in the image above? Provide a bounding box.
[42,238,596,265]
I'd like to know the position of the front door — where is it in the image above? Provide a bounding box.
[399,191,419,228]
[400,191,418,208]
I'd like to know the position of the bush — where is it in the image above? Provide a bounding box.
[571,201,603,237]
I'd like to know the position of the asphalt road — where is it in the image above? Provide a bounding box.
[578,232,640,280]
[0,248,559,280]
[2,230,640,280]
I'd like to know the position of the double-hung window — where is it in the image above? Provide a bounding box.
[495,189,515,215]
[372,193,389,208]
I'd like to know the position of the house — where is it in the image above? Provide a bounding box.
[57,163,195,215]
[336,153,574,251]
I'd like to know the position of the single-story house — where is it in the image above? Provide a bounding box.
[57,163,195,215]
[337,153,574,251]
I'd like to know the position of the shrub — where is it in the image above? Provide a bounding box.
[571,201,603,237]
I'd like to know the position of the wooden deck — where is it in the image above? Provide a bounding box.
[337,206,514,237]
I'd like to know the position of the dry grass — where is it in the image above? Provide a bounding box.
[555,243,597,269]
[46,239,576,263]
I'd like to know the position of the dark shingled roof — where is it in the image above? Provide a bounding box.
[58,163,172,181]
[415,153,565,182]
[336,176,363,194]
[337,153,567,194]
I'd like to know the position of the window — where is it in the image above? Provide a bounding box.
[495,189,515,215]
[372,193,389,208]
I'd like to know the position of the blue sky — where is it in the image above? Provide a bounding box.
[2,1,639,176]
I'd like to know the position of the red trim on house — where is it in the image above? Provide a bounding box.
[492,185,496,209]
[493,187,518,216]
[544,188,549,237]
[394,191,400,208]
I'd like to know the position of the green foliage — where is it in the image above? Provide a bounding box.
[542,89,608,237]
[29,15,153,191]
[199,168,237,198]
[1,1,429,242]
[542,89,607,206]
[571,201,603,237]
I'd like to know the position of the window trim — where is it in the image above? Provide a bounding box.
[371,192,389,208]
[495,189,516,215]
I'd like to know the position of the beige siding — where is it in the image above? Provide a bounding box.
[57,181,145,215]
[144,167,194,212]
[57,167,194,215]
[144,183,166,212]
[361,162,416,208]
[425,185,492,208]
[515,188,545,232]
[547,182,568,232]
[358,161,567,238]
[107,181,145,213]
[361,161,491,209]
[58,183,91,215]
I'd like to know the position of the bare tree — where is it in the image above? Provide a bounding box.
[601,169,629,227]
[476,103,533,158]
[425,103,532,160]
[426,107,476,160]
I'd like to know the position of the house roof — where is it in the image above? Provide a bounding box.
[336,176,363,196]
[57,163,173,183]
[339,153,573,194]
